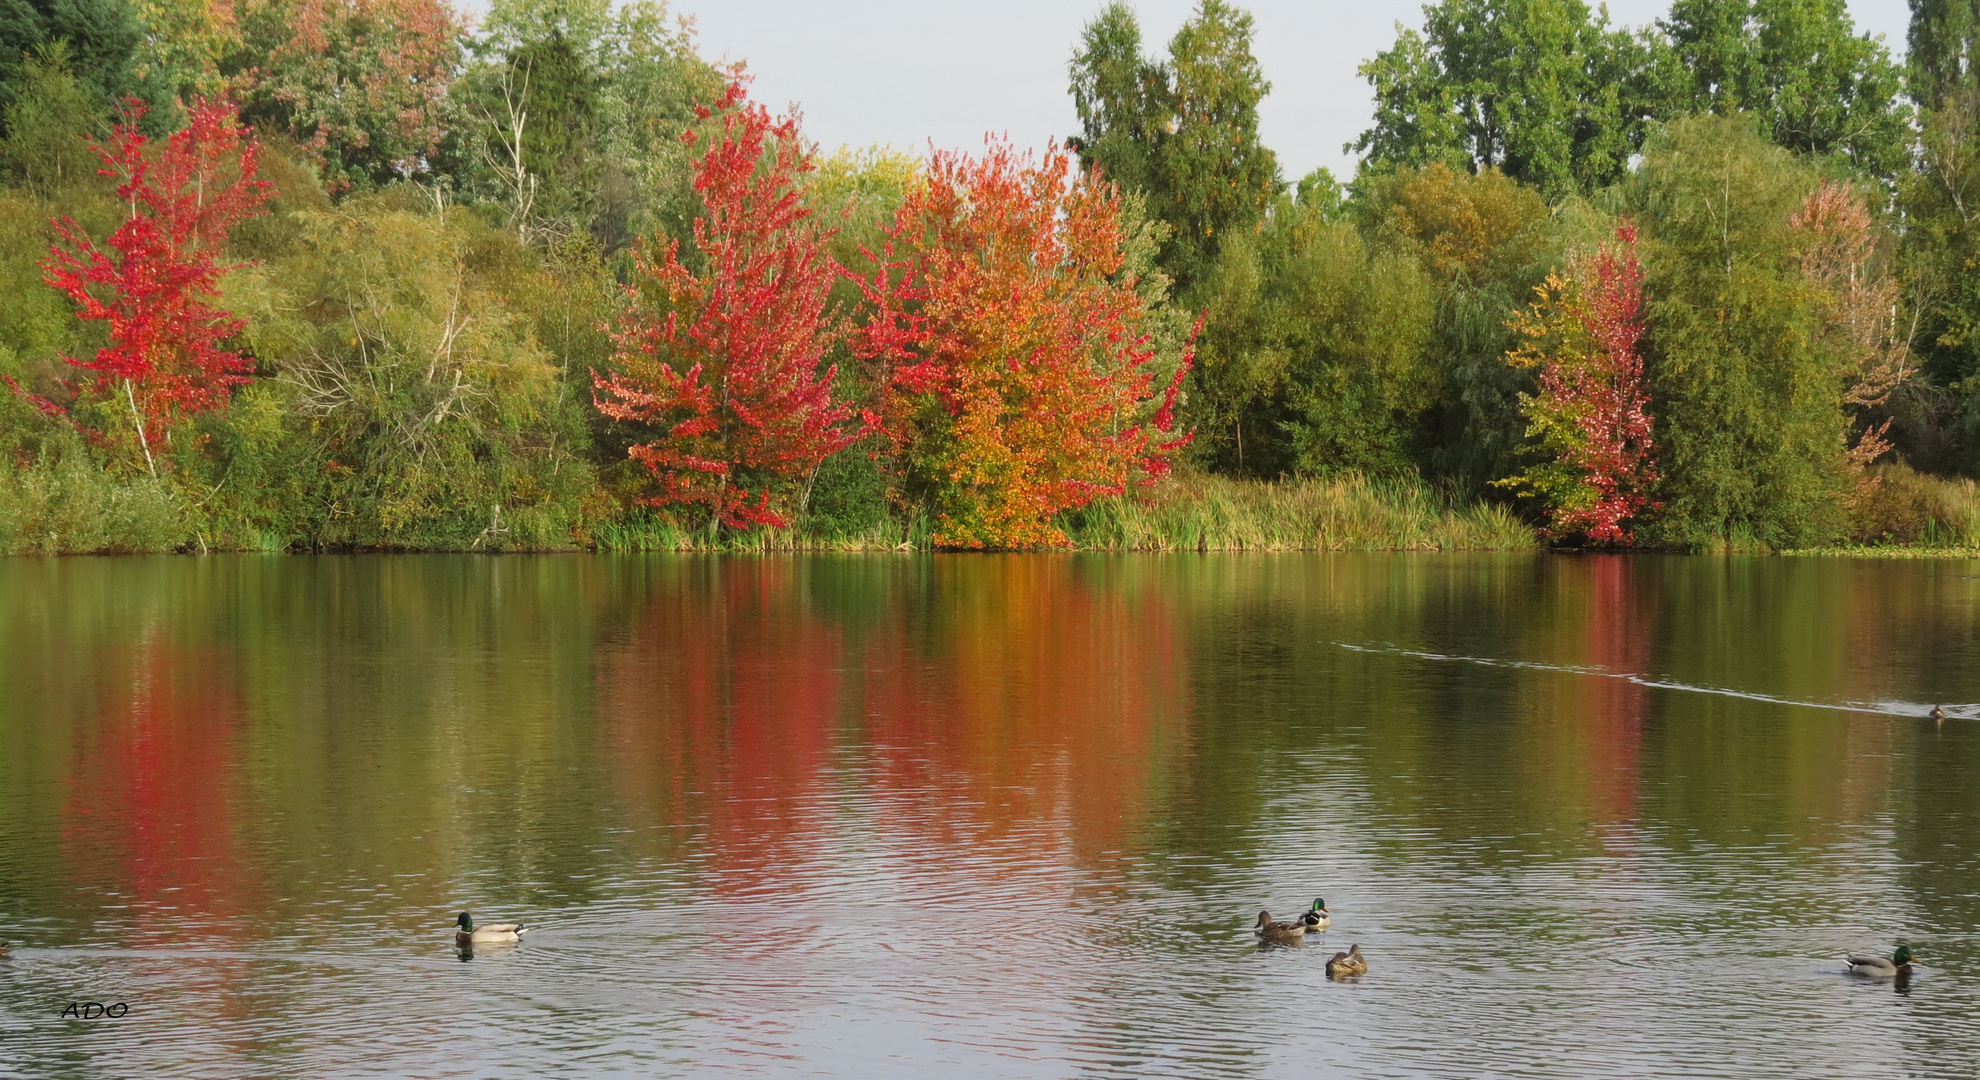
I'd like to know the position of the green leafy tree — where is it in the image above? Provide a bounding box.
[1353,0,1659,199]
[228,192,593,547]
[1067,1,1165,196]
[0,41,102,193]
[1067,0,1278,291]
[129,0,240,102]
[1191,192,1435,477]
[457,24,603,243]
[1901,1,1980,472]
[1161,0,1279,289]
[448,0,723,250]
[1357,163,1558,490]
[1623,115,1853,547]
[1900,87,1980,470]
[1660,0,1911,184]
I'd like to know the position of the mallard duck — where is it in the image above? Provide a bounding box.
[455,912,528,946]
[1847,946,1914,978]
[1325,944,1367,977]
[1929,705,1947,721]
[1254,910,1306,944]
[0,940,10,959]
[1301,898,1330,931]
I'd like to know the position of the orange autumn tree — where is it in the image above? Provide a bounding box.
[595,83,874,532]
[852,141,1191,549]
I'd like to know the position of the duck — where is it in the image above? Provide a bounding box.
[1847,946,1914,978]
[1253,910,1306,945]
[0,941,10,959]
[1300,898,1331,931]
[1325,944,1367,977]
[455,912,528,946]
[1929,705,1947,722]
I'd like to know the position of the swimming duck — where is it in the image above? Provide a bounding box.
[0,941,10,959]
[1301,898,1331,931]
[1930,705,1947,721]
[455,912,528,946]
[1253,910,1306,944]
[1325,944,1367,977]
[1847,946,1914,978]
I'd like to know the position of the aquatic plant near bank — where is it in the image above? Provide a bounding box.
[35,99,273,477]
[1064,471,1533,551]
[595,83,875,534]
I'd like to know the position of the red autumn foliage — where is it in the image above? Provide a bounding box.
[1566,225,1658,543]
[1504,223,1657,544]
[40,98,273,471]
[595,83,873,530]
[851,140,1192,549]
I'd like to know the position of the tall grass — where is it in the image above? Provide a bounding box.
[587,506,934,552]
[0,442,187,555]
[1798,464,1980,555]
[1062,472,1536,552]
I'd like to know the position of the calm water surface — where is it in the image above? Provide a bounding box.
[1,553,1978,1078]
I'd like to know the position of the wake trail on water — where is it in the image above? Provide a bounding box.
[1329,642,1972,720]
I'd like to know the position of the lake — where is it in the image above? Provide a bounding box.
[0,553,1976,1078]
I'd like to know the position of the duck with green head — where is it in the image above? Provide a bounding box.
[1300,898,1330,931]
[455,912,528,946]
[1847,946,1914,978]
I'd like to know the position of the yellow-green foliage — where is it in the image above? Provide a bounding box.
[1064,470,1534,551]
[811,145,922,315]
[1843,463,1980,546]
[218,192,595,548]
[0,435,185,554]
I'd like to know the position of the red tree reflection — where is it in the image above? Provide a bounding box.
[595,558,1191,895]
[61,631,253,933]
[1581,555,1651,824]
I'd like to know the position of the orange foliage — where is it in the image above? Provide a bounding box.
[852,141,1191,549]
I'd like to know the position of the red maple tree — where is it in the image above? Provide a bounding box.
[850,140,1191,549]
[595,83,873,531]
[1503,223,1658,544]
[40,98,273,475]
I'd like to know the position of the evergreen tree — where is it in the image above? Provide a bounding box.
[0,0,149,135]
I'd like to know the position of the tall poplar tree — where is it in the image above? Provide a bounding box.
[1067,0,1278,293]
[1910,0,1980,106]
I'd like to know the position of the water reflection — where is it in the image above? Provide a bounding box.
[0,553,1976,1078]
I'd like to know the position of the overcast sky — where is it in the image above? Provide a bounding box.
[462,0,1914,180]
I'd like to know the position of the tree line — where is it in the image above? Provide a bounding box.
[0,0,1973,551]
